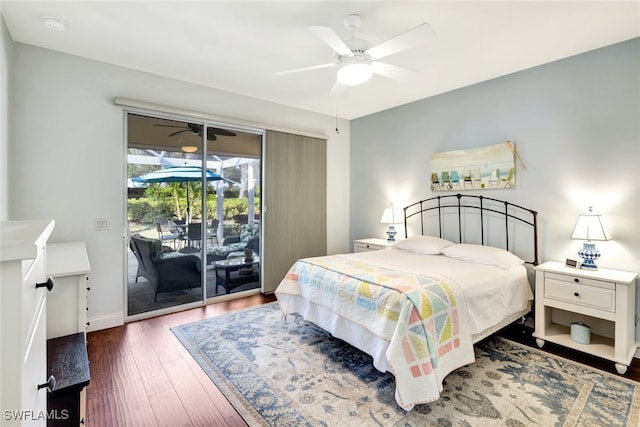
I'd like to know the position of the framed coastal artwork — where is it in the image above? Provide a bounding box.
[430,141,516,191]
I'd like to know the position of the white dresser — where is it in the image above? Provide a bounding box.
[44,241,91,426]
[1,220,55,426]
[46,242,91,339]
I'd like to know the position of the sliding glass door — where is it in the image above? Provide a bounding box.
[125,112,262,319]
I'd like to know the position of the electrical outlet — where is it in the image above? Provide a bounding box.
[94,218,109,231]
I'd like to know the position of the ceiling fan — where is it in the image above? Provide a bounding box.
[154,123,237,141]
[276,14,435,87]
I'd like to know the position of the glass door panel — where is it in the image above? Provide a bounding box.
[126,113,263,318]
[203,125,262,298]
[126,113,205,316]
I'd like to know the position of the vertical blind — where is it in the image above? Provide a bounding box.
[262,130,327,293]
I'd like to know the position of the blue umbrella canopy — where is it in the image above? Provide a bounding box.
[132,166,226,218]
[131,165,224,184]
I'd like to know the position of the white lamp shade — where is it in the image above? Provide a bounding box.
[337,63,373,86]
[570,210,612,241]
[380,207,403,224]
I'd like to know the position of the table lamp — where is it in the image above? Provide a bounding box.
[380,205,403,242]
[570,206,612,269]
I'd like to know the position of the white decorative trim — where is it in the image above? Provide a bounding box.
[87,312,124,332]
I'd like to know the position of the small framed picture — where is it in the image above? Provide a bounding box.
[565,258,579,268]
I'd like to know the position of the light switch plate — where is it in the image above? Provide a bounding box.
[94,218,109,231]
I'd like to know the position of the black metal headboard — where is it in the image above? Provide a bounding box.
[403,194,538,266]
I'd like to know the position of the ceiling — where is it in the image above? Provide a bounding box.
[2,1,639,120]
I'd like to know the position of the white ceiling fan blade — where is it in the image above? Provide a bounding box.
[371,61,418,80]
[366,23,435,60]
[308,26,353,56]
[275,63,335,76]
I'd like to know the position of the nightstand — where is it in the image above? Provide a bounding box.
[533,261,637,374]
[353,238,396,253]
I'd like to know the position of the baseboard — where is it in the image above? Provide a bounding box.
[87,312,124,332]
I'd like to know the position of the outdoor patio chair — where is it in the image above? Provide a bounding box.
[130,234,202,302]
[206,222,260,263]
[184,222,202,252]
[463,171,473,188]
[441,171,451,189]
[472,169,482,188]
[502,167,515,188]
[226,236,260,259]
[489,168,500,187]
[233,214,248,225]
[430,172,440,191]
[156,220,182,250]
[450,170,460,189]
[207,219,219,245]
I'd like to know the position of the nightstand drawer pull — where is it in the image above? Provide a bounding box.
[574,292,579,297]
[574,278,579,283]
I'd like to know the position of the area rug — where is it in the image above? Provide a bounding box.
[171,302,640,426]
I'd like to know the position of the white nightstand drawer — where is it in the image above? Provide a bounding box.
[544,277,615,312]
[545,271,615,290]
[353,238,395,253]
[355,242,385,252]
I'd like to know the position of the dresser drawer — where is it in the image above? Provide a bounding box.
[22,251,46,350]
[544,276,615,312]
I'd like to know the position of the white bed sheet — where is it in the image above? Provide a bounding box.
[346,247,534,340]
[277,246,533,375]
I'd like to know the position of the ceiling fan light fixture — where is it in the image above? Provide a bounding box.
[337,63,373,86]
[181,145,198,153]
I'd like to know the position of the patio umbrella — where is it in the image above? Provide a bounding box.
[132,165,226,220]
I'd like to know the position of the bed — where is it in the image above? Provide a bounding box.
[275,194,538,411]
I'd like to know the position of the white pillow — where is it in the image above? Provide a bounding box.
[394,235,454,255]
[440,243,524,270]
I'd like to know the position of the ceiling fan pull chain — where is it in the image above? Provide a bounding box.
[335,84,340,134]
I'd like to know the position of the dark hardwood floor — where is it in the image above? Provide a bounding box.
[86,296,639,426]
[86,294,276,427]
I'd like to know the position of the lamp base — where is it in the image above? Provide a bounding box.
[385,225,397,242]
[578,242,600,270]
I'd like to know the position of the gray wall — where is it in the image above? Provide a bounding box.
[352,38,640,337]
[7,41,350,330]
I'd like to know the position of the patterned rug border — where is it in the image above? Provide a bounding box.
[171,302,640,426]
[172,304,271,426]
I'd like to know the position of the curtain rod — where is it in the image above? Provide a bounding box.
[113,97,328,140]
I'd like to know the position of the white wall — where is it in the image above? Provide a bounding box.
[351,38,640,338]
[0,15,12,221]
[10,43,350,329]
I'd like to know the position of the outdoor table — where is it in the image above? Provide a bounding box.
[212,256,260,294]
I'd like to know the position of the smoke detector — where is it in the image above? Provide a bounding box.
[43,17,67,31]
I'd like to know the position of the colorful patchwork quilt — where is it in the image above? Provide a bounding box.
[276,255,475,410]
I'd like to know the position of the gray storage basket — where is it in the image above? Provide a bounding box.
[570,321,591,344]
